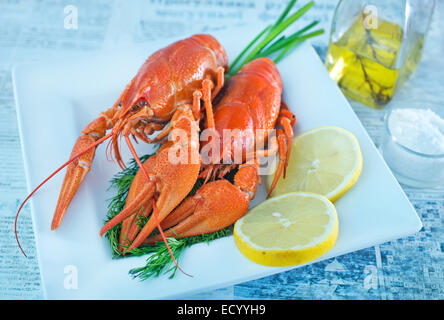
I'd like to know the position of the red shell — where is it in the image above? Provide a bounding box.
[212,57,283,160]
[116,34,228,122]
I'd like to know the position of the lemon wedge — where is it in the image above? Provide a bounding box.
[267,126,362,202]
[234,192,338,267]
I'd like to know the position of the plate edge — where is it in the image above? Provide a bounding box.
[12,66,48,300]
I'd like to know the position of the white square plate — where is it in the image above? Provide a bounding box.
[13,26,422,299]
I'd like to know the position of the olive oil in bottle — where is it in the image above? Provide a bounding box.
[325,13,424,109]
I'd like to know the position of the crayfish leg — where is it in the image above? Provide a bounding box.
[266,129,288,198]
[277,105,295,177]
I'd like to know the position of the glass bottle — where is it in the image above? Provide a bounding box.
[325,0,435,109]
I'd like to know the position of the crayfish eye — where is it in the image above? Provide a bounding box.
[130,99,147,113]
[130,105,139,112]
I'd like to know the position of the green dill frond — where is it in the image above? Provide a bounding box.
[104,152,235,280]
[136,210,149,230]
[128,227,232,280]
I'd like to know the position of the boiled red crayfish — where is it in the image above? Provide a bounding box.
[15,34,228,257]
[99,57,295,253]
[144,57,296,245]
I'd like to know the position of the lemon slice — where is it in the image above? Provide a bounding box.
[267,126,362,202]
[234,192,338,267]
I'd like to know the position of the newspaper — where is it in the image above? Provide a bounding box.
[0,0,443,299]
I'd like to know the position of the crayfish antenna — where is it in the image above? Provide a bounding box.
[122,136,192,277]
[14,132,113,257]
[151,198,193,278]
[266,130,287,199]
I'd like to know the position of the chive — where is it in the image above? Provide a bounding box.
[274,29,325,63]
[273,0,299,27]
[229,25,272,74]
[246,1,314,57]
[228,0,301,76]
[257,20,320,58]
[229,1,316,75]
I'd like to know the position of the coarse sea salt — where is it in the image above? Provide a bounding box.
[381,107,444,188]
[388,108,444,155]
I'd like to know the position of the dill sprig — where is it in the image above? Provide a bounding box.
[104,153,233,280]
[135,211,148,230]
[104,154,153,258]
[128,228,232,280]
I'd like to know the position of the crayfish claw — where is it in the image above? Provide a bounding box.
[52,135,96,230]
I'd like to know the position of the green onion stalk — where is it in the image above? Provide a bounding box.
[104,0,323,281]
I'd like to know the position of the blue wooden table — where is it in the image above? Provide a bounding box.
[0,0,442,299]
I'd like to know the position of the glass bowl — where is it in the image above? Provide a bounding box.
[380,105,444,189]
